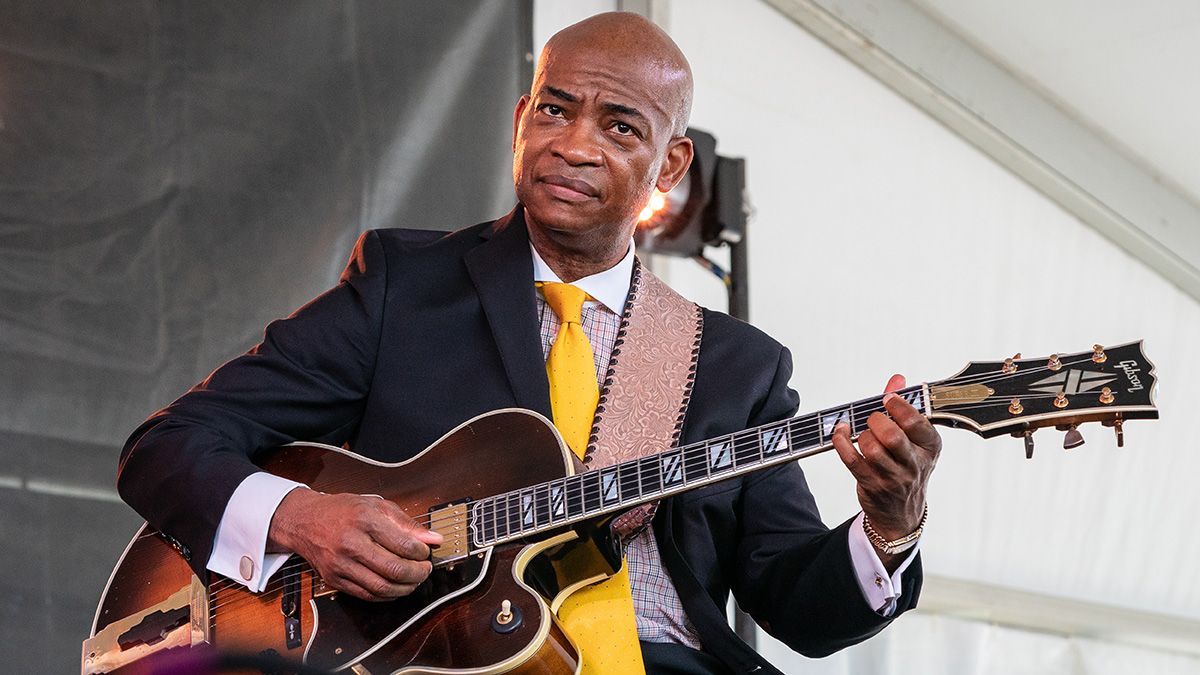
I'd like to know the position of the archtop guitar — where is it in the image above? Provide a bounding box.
[84,342,1159,674]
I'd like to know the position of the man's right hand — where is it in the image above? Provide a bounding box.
[267,488,444,602]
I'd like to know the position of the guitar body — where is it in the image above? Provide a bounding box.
[87,409,617,674]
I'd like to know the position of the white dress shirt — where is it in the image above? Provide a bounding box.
[210,240,917,618]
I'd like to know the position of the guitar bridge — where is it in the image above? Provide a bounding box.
[429,501,470,565]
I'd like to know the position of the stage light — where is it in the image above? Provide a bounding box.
[634,127,745,258]
[638,189,669,222]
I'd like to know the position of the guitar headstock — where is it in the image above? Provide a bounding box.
[926,341,1158,456]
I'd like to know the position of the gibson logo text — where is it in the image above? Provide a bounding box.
[1117,360,1144,392]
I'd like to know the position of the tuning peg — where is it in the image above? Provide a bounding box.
[1012,429,1036,459]
[1053,391,1069,409]
[1048,354,1063,372]
[1103,416,1125,448]
[1062,425,1085,450]
[1092,344,1107,364]
[1099,387,1115,405]
[1002,353,1021,374]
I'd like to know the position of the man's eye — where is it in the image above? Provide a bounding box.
[613,122,634,136]
[541,104,564,117]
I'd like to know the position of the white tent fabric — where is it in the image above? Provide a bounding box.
[760,613,1200,675]
[537,0,1200,672]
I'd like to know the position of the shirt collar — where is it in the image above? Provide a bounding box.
[530,241,634,315]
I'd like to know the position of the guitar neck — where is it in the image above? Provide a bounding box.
[467,385,930,548]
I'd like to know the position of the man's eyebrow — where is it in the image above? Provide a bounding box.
[601,102,649,124]
[543,86,579,103]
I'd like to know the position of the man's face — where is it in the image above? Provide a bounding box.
[512,48,689,244]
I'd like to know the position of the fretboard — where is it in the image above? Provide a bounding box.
[466,385,929,549]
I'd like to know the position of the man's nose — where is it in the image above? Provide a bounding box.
[550,120,603,166]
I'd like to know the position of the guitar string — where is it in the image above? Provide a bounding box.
[203,382,1124,608]
[205,350,1114,583]
[202,390,1120,601]
[146,348,1124,550]
[202,350,1129,599]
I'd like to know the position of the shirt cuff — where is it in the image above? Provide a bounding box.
[208,472,306,592]
[847,511,920,617]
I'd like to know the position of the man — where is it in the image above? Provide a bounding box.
[119,12,939,675]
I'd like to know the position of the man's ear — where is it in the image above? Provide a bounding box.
[655,136,695,193]
[512,95,530,152]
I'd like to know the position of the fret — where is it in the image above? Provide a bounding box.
[582,470,602,514]
[479,498,492,544]
[501,492,516,539]
[661,447,685,488]
[618,461,640,504]
[820,405,852,441]
[565,474,584,520]
[731,430,752,467]
[519,488,536,532]
[900,387,924,414]
[684,443,708,483]
[762,421,790,457]
[537,483,553,527]
[599,466,621,506]
[708,434,734,475]
[754,427,765,465]
[548,478,567,523]
[640,455,663,495]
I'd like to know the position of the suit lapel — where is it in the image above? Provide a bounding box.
[465,208,552,419]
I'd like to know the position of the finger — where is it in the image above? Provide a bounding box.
[831,423,866,478]
[866,411,916,466]
[379,502,445,549]
[357,543,435,584]
[883,395,941,450]
[338,559,422,601]
[369,509,435,560]
[327,575,380,602]
[884,373,907,394]
[857,423,906,474]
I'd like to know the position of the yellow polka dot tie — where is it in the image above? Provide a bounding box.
[538,282,645,674]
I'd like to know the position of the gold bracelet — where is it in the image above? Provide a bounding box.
[863,504,927,555]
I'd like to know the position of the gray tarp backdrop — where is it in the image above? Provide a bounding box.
[0,2,532,670]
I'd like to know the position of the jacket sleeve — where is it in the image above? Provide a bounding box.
[730,346,923,657]
[116,230,388,578]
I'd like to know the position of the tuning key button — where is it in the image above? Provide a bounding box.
[1063,425,1085,450]
[1092,344,1107,364]
[1002,354,1021,374]
[1008,399,1024,415]
[1048,354,1063,372]
[1013,429,1035,458]
[1099,387,1115,404]
[1053,391,1069,409]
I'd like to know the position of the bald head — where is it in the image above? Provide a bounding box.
[537,12,693,136]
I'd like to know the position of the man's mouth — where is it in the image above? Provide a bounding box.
[540,175,599,202]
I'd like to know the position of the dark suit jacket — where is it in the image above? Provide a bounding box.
[118,208,920,674]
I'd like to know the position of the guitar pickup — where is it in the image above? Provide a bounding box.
[428,501,470,564]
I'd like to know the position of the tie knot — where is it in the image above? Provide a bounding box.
[538,282,589,325]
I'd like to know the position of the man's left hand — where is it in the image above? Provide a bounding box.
[831,374,941,570]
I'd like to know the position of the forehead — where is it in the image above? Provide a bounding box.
[535,47,678,125]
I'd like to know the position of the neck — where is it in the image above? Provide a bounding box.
[525,217,633,283]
